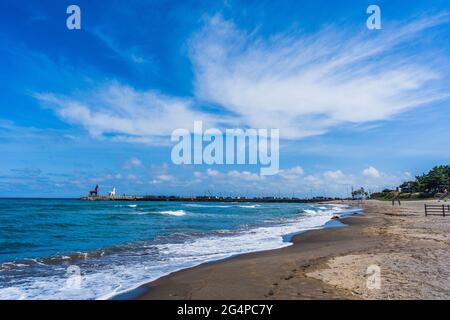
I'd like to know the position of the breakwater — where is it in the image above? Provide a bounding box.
[79,195,338,203]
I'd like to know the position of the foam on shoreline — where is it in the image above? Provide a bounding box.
[0,203,360,300]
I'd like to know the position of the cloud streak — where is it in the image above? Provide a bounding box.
[189,14,450,139]
[33,13,450,144]
[35,82,222,144]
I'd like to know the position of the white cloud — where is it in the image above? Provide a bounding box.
[33,13,450,146]
[185,166,408,197]
[189,14,450,139]
[123,157,143,169]
[227,170,264,181]
[151,174,175,184]
[156,174,172,181]
[85,165,409,197]
[194,171,204,178]
[323,170,346,180]
[206,168,220,176]
[279,166,304,180]
[191,168,264,182]
[363,166,381,178]
[34,82,222,144]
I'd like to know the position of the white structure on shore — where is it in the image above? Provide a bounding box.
[109,187,116,197]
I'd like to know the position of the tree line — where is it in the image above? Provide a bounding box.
[371,165,450,199]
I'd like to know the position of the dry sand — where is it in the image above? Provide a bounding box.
[137,200,450,300]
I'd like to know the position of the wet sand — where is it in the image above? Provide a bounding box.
[137,200,450,300]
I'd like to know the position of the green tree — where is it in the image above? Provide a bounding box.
[352,187,368,199]
[415,166,450,193]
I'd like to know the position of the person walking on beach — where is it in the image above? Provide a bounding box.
[439,188,449,202]
[392,187,401,206]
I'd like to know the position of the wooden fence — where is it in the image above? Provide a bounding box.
[425,204,450,216]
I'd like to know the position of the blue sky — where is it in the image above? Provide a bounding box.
[0,0,450,197]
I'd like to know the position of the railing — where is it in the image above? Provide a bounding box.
[425,204,450,216]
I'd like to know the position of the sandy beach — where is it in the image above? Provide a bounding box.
[137,200,450,300]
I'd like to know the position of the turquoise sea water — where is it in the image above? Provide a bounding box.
[0,199,359,299]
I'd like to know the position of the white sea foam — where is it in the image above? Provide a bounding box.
[185,203,259,209]
[183,204,232,208]
[158,210,187,216]
[0,287,27,300]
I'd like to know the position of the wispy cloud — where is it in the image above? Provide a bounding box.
[34,82,221,144]
[32,13,450,145]
[91,27,157,69]
[189,14,450,139]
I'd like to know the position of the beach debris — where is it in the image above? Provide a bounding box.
[331,215,340,220]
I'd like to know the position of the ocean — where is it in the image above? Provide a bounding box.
[0,199,360,299]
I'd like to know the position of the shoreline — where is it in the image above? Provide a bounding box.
[111,207,355,300]
[135,199,450,299]
[130,202,367,300]
[0,200,353,300]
